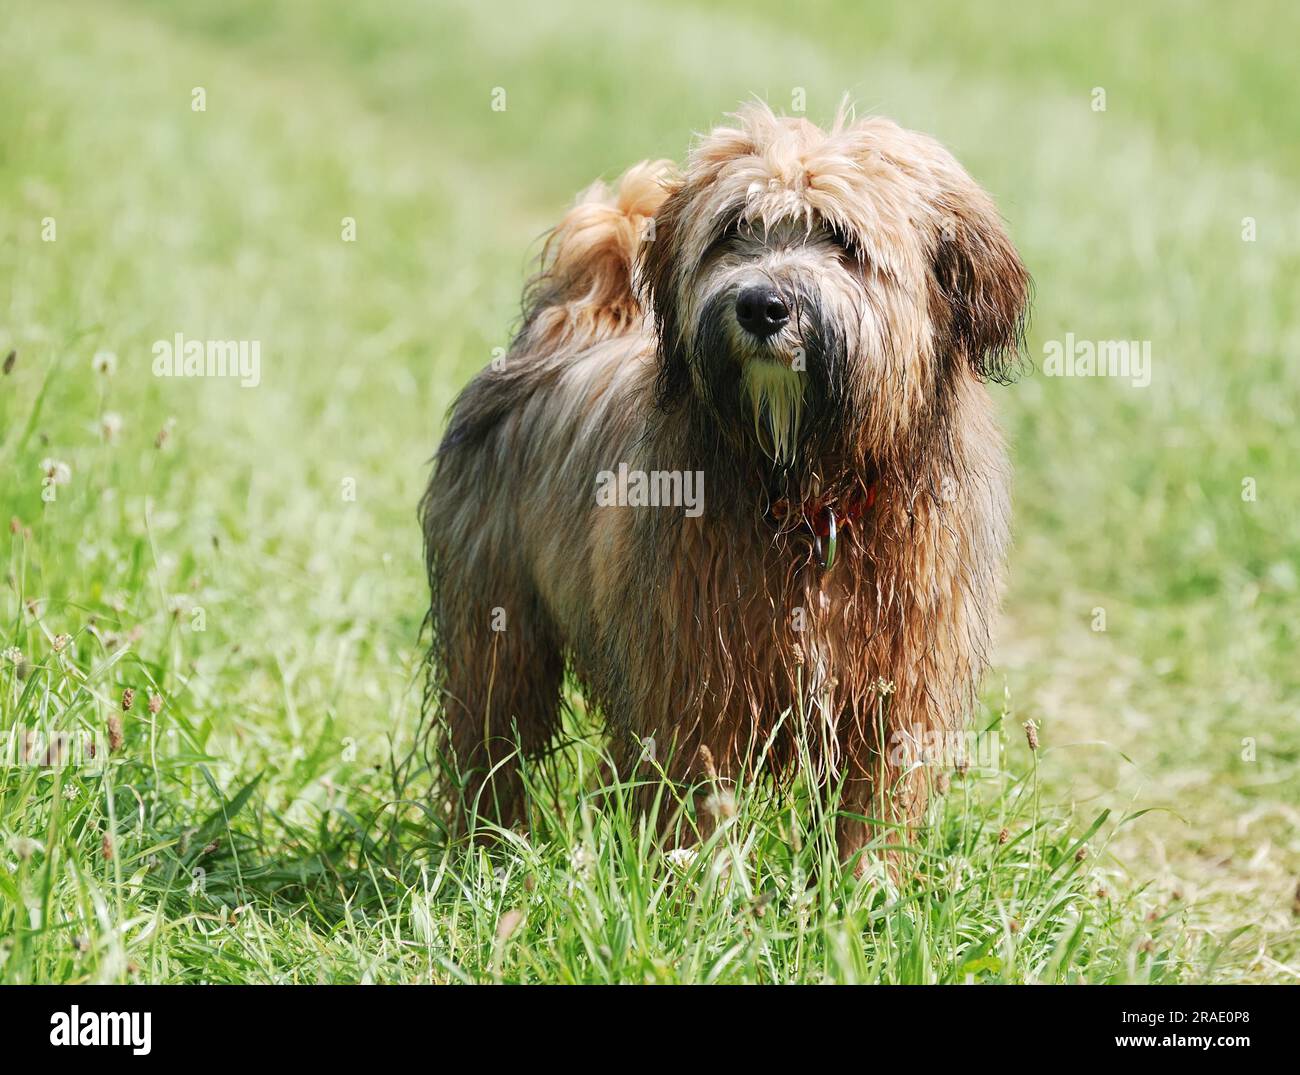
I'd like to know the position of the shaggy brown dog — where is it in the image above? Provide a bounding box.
[422,102,1029,869]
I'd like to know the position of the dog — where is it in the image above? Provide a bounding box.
[421,102,1029,870]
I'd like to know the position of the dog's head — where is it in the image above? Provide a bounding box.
[641,102,1029,472]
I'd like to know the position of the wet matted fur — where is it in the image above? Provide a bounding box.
[421,102,1030,869]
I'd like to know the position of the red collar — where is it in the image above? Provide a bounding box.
[769,483,877,537]
[767,483,878,573]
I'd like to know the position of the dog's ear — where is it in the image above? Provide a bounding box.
[929,179,1031,384]
[637,182,693,411]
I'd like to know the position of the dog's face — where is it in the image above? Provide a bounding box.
[642,104,1029,473]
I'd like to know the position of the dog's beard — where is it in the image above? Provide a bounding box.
[741,360,805,466]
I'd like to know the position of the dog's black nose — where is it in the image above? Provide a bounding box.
[735,286,789,339]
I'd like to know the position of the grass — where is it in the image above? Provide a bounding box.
[1,0,1296,983]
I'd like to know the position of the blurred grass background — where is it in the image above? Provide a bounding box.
[0,0,1296,982]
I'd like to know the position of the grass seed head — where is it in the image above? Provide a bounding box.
[107,712,124,752]
[155,417,176,449]
[704,788,737,820]
[100,411,123,442]
[40,458,72,486]
[496,908,524,943]
[1022,719,1039,752]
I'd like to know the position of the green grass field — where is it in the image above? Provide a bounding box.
[1,0,1296,984]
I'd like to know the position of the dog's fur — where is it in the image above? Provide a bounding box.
[421,102,1029,867]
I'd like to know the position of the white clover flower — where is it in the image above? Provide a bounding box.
[2,647,23,664]
[569,844,593,876]
[665,847,699,871]
[92,351,117,376]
